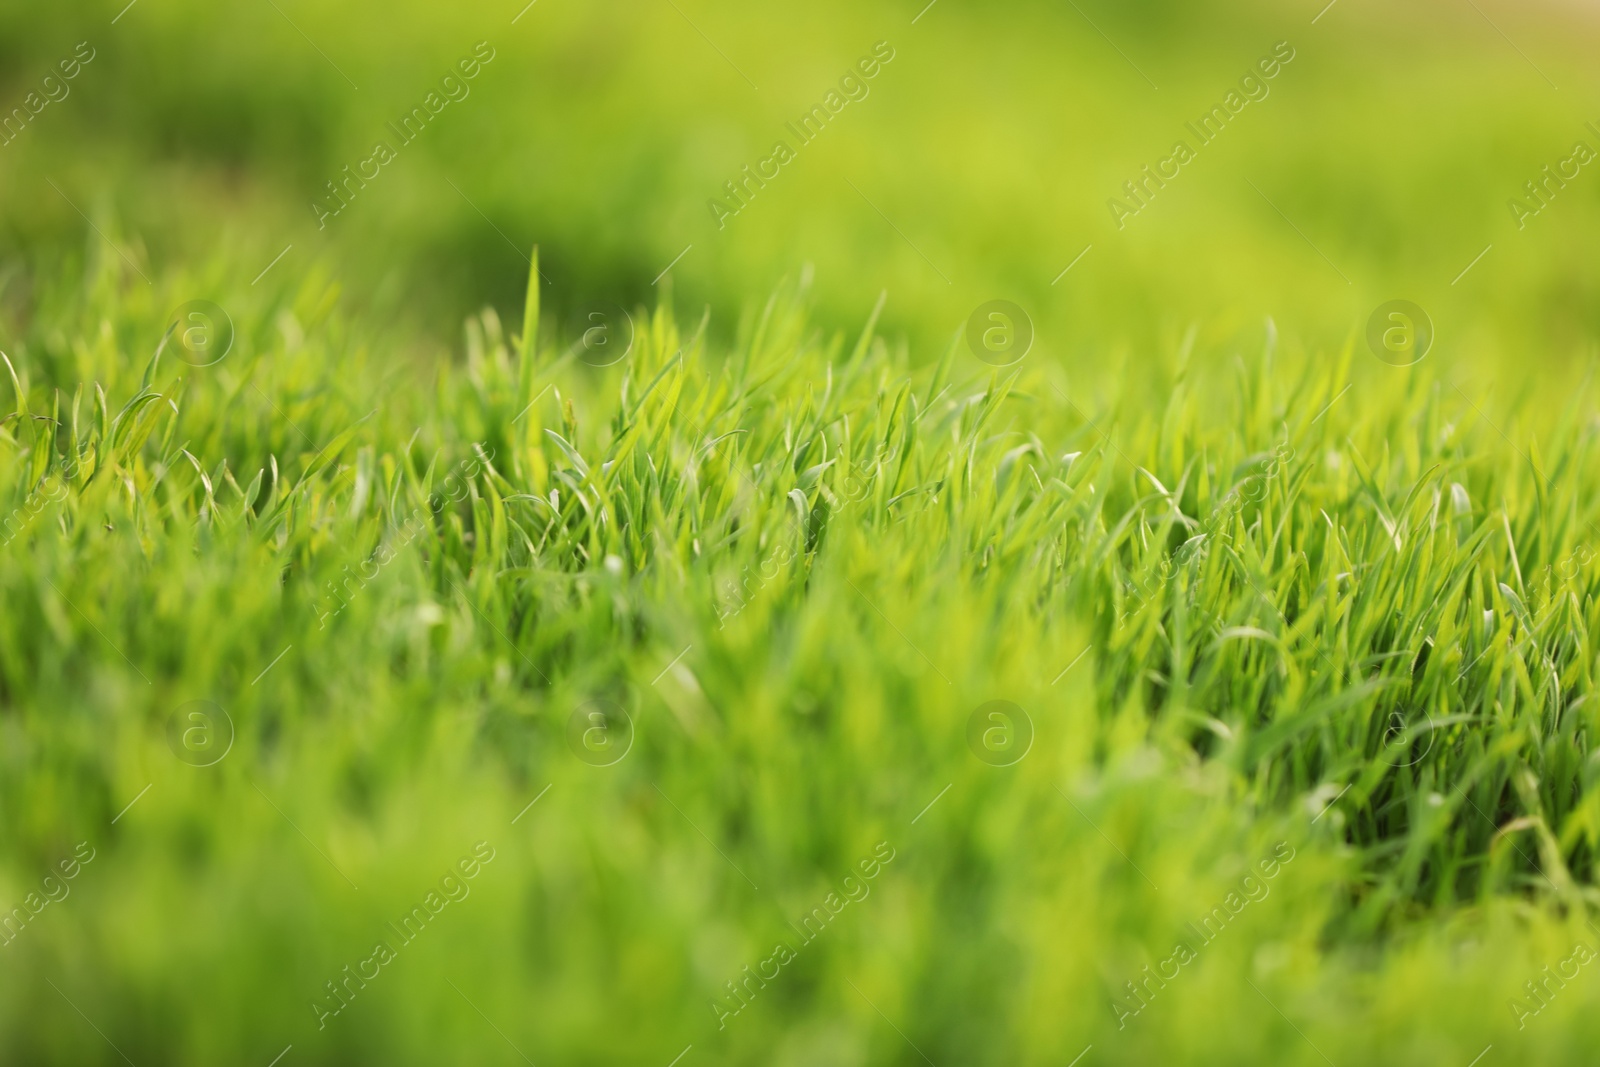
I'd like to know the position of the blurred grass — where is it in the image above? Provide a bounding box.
[3,0,1600,1063]
[2,0,1599,360]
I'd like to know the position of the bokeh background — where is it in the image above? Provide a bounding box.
[2,0,1598,370]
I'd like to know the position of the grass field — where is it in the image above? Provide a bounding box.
[4,0,1600,1064]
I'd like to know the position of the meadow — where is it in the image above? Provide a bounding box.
[3,0,1600,1063]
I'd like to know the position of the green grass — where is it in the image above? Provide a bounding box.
[2,242,1600,1063]
[6,0,1600,358]
[6,0,1600,1060]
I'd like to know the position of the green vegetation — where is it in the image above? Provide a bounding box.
[4,0,1600,1062]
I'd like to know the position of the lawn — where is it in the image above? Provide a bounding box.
[2,0,1600,1064]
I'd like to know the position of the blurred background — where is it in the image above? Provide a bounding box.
[1,0,1597,377]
